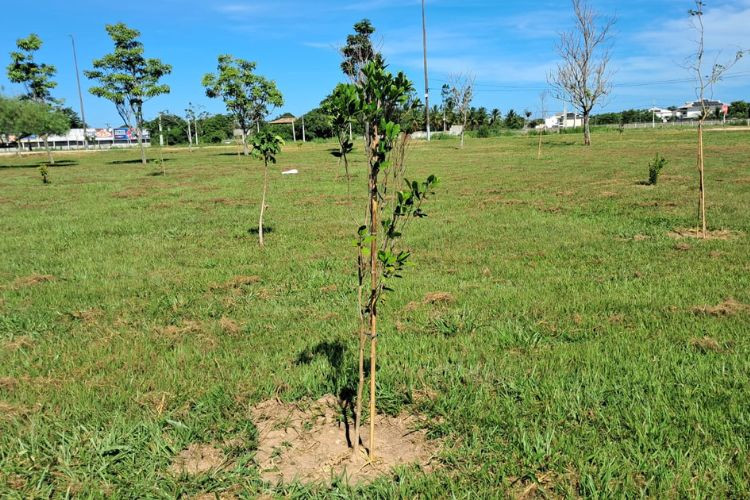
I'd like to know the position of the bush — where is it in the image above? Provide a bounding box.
[648,154,668,185]
[39,165,50,184]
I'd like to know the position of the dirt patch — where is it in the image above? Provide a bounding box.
[320,284,338,293]
[67,308,103,324]
[156,320,204,340]
[423,292,455,305]
[0,377,18,390]
[692,298,749,317]
[690,336,724,353]
[252,395,439,485]
[673,242,692,252]
[3,336,34,351]
[0,401,33,421]
[10,274,56,289]
[668,228,742,240]
[170,443,228,476]
[219,317,242,335]
[211,275,261,291]
[111,188,147,199]
[632,234,650,241]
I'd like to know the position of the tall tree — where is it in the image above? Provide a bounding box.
[687,1,746,238]
[548,0,615,146]
[340,19,384,85]
[449,73,474,148]
[203,55,283,155]
[85,23,172,165]
[7,33,59,161]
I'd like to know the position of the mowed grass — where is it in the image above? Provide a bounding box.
[0,129,749,498]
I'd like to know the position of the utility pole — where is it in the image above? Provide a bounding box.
[158,113,164,147]
[194,117,199,145]
[186,117,193,152]
[421,0,431,141]
[302,115,306,142]
[70,35,88,150]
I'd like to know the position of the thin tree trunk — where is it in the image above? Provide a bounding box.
[43,136,54,165]
[242,130,249,156]
[367,129,379,460]
[353,297,366,458]
[135,117,147,165]
[259,158,269,247]
[537,129,543,159]
[698,120,707,238]
[583,112,591,146]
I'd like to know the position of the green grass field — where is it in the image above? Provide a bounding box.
[1,129,749,498]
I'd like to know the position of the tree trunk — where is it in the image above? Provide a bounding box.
[698,120,707,238]
[242,130,249,156]
[537,129,543,160]
[43,136,54,165]
[258,158,269,247]
[367,128,379,460]
[135,117,147,165]
[583,111,591,146]
[353,305,366,458]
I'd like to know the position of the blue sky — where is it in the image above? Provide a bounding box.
[1,0,748,126]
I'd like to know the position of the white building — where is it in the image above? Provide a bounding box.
[544,112,584,129]
[649,107,678,121]
[12,128,150,151]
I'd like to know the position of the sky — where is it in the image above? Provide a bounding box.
[0,0,748,127]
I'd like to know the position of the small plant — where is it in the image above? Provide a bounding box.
[250,129,284,247]
[648,154,668,185]
[39,164,50,184]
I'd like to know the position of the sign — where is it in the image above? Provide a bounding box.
[113,128,151,141]
[722,104,729,115]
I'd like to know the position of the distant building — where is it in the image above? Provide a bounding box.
[677,100,725,120]
[649,107,678,121]
[544,112,584,129]
[10,127,150,151]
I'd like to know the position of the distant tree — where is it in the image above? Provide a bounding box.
[490,108,501,125]
[300,108,333,140]
[0,97,68,163]
[203,55,283,155]
[687,1,747,238]
[449,73,475,148]
[57,106,84,128]
[524,109,533,129]
[548,0,615,146]
[504,109,524,129]
[728,100,748,119]
[6,33,60,161]
[440,83,454,131]
[250,129,284,247]
[341,19,384,84]
[322,84,359,183]
[85,23,172,165]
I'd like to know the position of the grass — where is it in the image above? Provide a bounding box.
[1,129,749,497]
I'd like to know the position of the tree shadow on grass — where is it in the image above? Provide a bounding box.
[296,340,359,448]
[0,159,79,169]
[248,226,274,235]
[108,158,173,165]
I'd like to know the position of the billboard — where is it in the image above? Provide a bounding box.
[113,128,150,141]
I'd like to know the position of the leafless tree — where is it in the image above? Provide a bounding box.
[449,73,474,148]
[538,91,548,159]
[548,0,615,146]
[687,1,746,238]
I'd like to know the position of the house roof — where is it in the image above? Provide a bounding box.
[269,117,296,125]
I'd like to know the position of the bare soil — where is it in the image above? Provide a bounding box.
[668,228,742,240]
[169,443,228,476]
[693,298,749,317]
[251,395,440,485]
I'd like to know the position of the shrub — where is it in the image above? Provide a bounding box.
[39,165,50,184]
[648,154,668,185]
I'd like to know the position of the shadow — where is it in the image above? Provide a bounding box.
[635,180,653,186]
[108,158,173,165]
[296,340,360,449]
[146,171,166,177]
[0,159,79,169]
[217,152,250,157]
[248,226,274,235]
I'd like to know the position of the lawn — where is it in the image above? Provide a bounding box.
[1,129,749,497]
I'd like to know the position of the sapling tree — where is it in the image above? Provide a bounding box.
[440,83,453,132]
[687,1,747,238]
[250,130,284,247]
[322,84,359,185]
[449,73,474,148]
[350,60,439,460]
[538,91,548,159]
[203,56,283,155]
[6,33,59,162]
[85,23,172,165]
[548,0,615,146]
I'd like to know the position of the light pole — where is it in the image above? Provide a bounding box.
[70,35,88,149]
[421,0,431,141]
